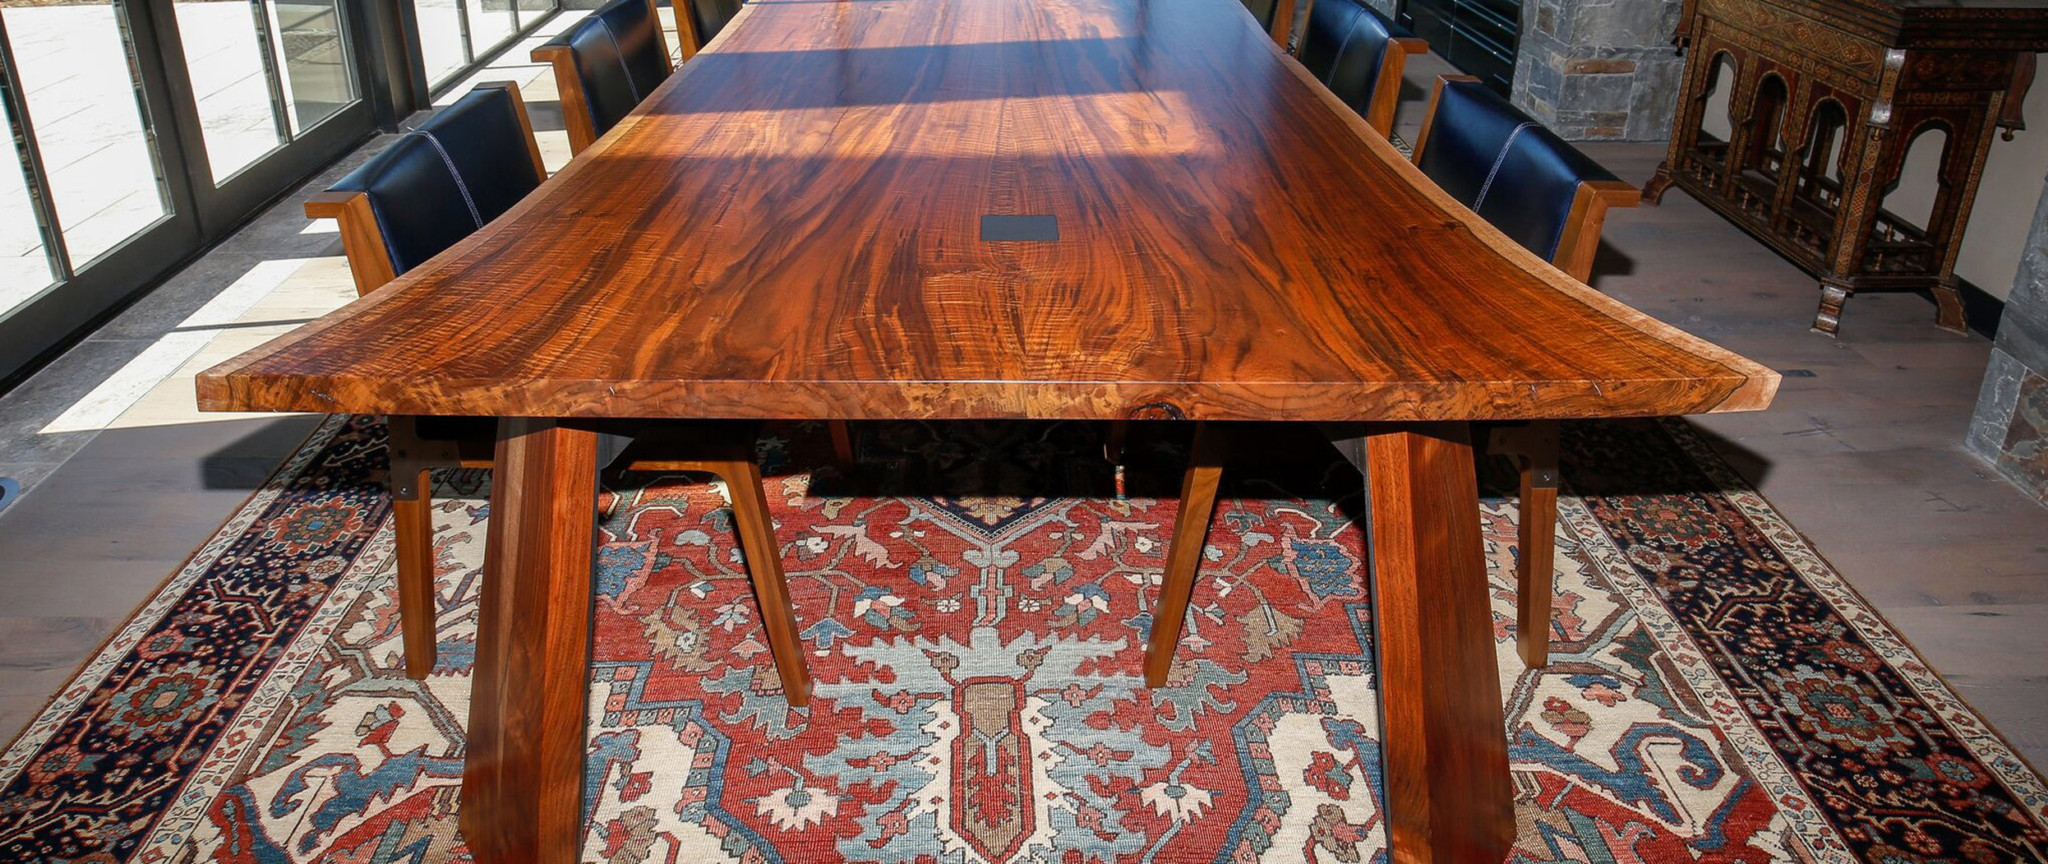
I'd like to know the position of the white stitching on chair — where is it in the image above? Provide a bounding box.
[1325,5,1366,85]
[595,15,645,103]
[408,129,484,230]
[1473,121,1539,211]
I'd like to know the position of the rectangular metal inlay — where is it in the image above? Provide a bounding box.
[980,214,1058,242]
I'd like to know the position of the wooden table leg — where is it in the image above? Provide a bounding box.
[704,455,813,706]
[1334,423,1514,864]
[828,420,856,474]
[1144,422,1225,687]
[1489,422,1561,668]
[461,418,601,864]
[388,415,447,680]
[390,464,438,679]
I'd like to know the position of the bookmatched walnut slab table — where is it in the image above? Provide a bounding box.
[197,0,1778,859]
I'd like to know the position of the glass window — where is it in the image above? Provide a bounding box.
[463,0,518,56]
[414,0,469,87]
[176,0,287,181]
[11,2,171,266]
[0,92,57,317]
[177,0,361,185]
[268,0,359,134]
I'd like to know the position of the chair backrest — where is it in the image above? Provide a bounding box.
[306,82,546,296]
[1412,76,1639,280]
[677,0,743,49]
[1298,0,1423,133]
[534,0,673,154]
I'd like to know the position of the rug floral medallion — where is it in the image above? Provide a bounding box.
[1,416,2043,864]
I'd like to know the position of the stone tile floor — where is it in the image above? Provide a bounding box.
[0,42,2042,775]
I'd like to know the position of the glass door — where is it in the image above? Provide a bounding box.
[0,0,383,383]
[0,1,197,379]
[410,0,561,94]
[161,0,376,225]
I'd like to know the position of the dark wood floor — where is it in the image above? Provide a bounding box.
[0,49,2041,774]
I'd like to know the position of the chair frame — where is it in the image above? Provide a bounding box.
[303,81,813,701]
[1362,35,1429,135]
[533,0,678,156]
[1294,0,1428,135]
[1412,74,1640,666]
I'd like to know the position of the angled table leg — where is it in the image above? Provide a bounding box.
[701,454,813,706]
[1145,422,1226,687]
[462,418,601,864]
[1331,423,1513,864]
[618,423,813,706]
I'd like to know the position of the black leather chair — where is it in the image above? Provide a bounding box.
[1412,75,1639,276]
[304,82,820,685]
[674,0,743,51]
[304,83,546,680]
[312,83,546,291]
[1410,75,1640,669]
[1297,0,1425,134]
[533,0,674,155]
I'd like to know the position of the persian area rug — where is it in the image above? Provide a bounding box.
[2,416,2044,864]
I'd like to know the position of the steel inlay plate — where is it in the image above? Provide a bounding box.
[979,214,1058,242]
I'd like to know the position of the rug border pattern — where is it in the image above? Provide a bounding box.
[1658,419,2048,824]
[0,415,350,787]
[136,519,397,861]
[1557,485,1852,862]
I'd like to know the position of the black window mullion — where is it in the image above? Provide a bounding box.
[0,9,73,282]
[246,0,295,142]
[455,0,477,64]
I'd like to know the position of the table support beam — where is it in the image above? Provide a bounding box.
[1331,422,1514,864]
[461,419,602,864]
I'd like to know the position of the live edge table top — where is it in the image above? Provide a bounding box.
[196,0,1778,423]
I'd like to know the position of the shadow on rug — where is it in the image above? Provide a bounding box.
[1,417,2043,863]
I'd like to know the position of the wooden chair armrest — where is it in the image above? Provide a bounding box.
[533,43,601,156]
[1553,179,1643,282]
[1367,36,1432,135]
[304,190,398,297]
[303,189,362,221]
[1585,178,1642,209]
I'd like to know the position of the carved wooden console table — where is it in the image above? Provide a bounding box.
[1644,0,2048,335]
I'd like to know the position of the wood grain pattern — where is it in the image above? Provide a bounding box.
[460,419,600,864]
[199,0,1775,424]
[1336,423,1514,864]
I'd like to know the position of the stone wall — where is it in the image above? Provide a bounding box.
[1510,0,1687,141]
[1967,173,2048,507]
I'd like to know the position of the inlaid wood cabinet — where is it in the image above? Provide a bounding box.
[1644,0,2048,335]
